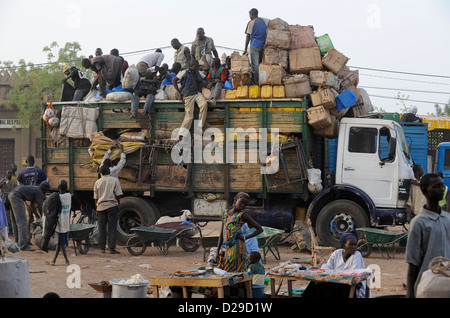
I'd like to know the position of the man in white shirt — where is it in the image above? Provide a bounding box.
[136,49,165,77]
[94,165,123,254]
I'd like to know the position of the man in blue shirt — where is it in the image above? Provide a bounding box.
[17,155,48,186]
[244,8,269,85]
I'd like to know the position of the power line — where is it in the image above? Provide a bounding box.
[360,86,450,95]
[349,65,450,79]
[360,73,450,86]
[369,94,447,105]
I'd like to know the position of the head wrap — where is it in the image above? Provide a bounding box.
[410,105,418,115]
[340,232,358,247]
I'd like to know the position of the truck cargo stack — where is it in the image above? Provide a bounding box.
[41,17,415,249]
[224,17,373,140]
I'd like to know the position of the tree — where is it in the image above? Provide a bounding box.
[1,42,86,129]
[434,100,450,117]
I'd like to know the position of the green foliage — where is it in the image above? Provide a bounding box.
[434,100,450,117]
[1,42,86,129]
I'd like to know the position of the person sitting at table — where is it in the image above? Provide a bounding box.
[302,231,371,298]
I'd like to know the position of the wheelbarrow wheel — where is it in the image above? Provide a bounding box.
[76,240,90,254]
[180,236,200,253]
[126,235,146,256]
[357,239,372,258]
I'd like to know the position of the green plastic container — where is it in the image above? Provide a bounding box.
[315,34,334,53]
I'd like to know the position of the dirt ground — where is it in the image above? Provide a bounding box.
[3,221,409,299]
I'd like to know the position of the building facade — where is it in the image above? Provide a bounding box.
[0,72,42,177]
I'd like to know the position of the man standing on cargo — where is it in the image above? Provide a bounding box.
[171,39,191,71]
[172,59,208,141]
[94,165,123,254]
[191,28,219,67]
[243,8,269,85]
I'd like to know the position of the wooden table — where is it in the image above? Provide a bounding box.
[268,270,371,298]
[151,274,253,298]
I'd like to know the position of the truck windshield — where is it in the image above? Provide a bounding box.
[395,125,413,164]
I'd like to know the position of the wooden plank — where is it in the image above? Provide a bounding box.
[45,148,69,163]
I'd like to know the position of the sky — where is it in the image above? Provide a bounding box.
[0,0,449,115]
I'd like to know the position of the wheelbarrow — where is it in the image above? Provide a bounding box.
[124,222,200,256]
[249,226,285,264]
[69,223,97,256]
[356,227,408,259]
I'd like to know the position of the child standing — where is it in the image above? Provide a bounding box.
[51,180,72,265]
[248,251,266,298]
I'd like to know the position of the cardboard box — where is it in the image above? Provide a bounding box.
[259,64,287,85]
[265,29,291,50]
[263,47,289,69]
[307,105,332,129]
[231,71,252,87]
[329,106,350,120]
[230,51,251,73]
[289,47,323,74]
[313,114,339,139]
[268,18,289,30]
[283,74,312,98]
[310,88,338,109]
[322,48,349,75]
[309,71,340,90]
[289,25,317,50]
[338,66,359,89]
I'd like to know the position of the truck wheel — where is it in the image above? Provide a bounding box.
[316,200,369,248]
[116,197,159,245]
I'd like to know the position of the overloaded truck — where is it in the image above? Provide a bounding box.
[41,97,415,247]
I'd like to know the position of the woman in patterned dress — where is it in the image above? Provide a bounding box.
[216,192,263,272]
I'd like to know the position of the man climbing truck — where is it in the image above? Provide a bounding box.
[41,98,414,248]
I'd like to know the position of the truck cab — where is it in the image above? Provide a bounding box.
[434,142,450,189]
[308,117,414,247]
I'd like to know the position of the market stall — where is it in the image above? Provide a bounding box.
[267,261,372,298]
[150,268,253,298]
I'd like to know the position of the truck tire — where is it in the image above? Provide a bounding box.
[116,197,159,245]
[315,199,369,248]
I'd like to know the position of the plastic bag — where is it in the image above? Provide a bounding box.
[119,132,146,142]
[155,89,168,100]
[122,67,139,89]
[0,226,19,256]
[105,91,133,102]
[307,168,323,194]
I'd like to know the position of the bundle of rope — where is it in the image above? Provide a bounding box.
[429,256,450,277]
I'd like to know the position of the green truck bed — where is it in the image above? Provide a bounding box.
[42,98,312,198]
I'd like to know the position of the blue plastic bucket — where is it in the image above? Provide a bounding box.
[336,89,357,111]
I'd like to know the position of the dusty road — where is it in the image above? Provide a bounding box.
[7,222,409,299]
